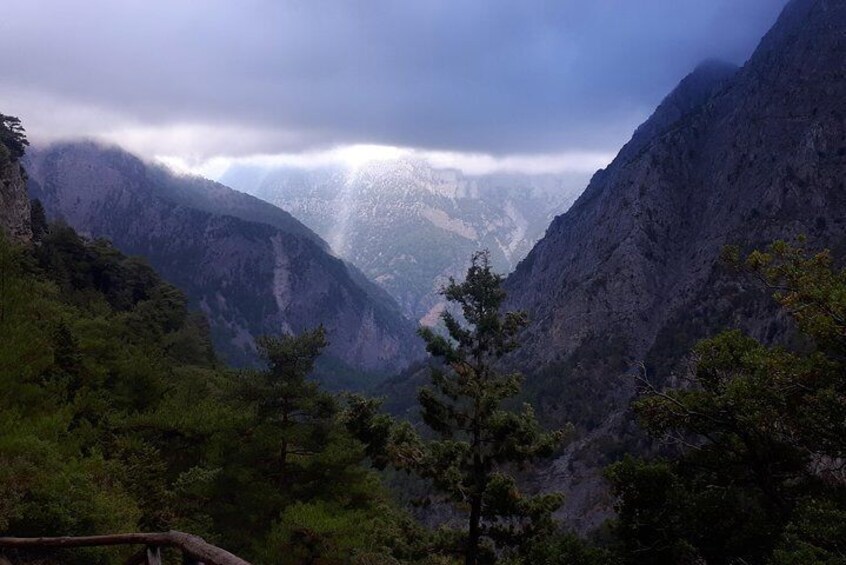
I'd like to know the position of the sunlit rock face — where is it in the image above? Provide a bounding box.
[220,157,587,322]
[25,141,422,387]
[502,0,846,531]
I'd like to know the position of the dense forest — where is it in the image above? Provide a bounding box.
[2,213,845,563]
[0,216,417,563]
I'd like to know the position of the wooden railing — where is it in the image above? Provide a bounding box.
[0,531,251,565]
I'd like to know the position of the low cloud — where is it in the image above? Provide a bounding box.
[1,0,787,167]
[157,144,615,179]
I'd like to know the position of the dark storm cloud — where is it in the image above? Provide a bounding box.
[0,0,787,158]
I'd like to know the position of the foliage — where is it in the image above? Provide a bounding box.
[260,498,430,564]
[350,251,567,564]
[29,199,49,242]
[235,327,335,491]
[0,113,29,160]
[0,225,416,563]
[0,226,213,563]
[609,241,846,564]
[514,531,622,565]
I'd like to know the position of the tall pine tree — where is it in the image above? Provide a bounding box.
[411,251,565,564]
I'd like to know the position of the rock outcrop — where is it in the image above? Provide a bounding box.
[504,0,846,530]
[0,134,31,242]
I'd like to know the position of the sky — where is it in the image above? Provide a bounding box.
[0,0,787,176]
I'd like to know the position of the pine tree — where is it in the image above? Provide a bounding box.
[30,199,49,242]
[236,326,336,490]
[608,241,846,564]
[0,113,29,159]
[411,251,565,564]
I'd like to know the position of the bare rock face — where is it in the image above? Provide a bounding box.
[0,140,31,242]
[26,142,422,386]
[505,0,846,530]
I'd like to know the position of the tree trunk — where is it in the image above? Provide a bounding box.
[466,493,482,565]
[280,437,288,487]
[280,401,290,487]
[466,390,484,565]
[146,546,162,565]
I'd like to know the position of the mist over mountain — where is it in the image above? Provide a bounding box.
[220,159,587,321]
[25,141,422,386]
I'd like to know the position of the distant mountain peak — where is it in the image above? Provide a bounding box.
[221,158,588,321]
[750,0,845,59]
[27,141,330,249]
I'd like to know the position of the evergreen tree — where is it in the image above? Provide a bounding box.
[223,327,415,561]
[30,199,49,242]
[235,327,335,490]
[608,240,846,564]
[0,113,29,159]
[407,251,565,564]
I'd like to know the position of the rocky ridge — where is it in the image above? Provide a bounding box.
[504,0,846,530]
[0,133,31,242]
[26,142,422,384]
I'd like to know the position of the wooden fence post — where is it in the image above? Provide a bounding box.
[146,545,162,565]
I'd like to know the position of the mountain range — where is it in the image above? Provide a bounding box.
[2,0,843,535]
[24,142,423,386]
[220,160,586,322]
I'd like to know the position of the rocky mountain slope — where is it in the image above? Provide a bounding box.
[504,0,846,530]
[26,142,422,385]
[0,128,31,242]
[220,160,585,322]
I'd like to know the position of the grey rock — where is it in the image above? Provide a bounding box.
[0,140,31,242]
[505,0,846,530]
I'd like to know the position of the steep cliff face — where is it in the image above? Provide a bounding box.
[0,135,31,242]
[505,0,846,529]
[26,142,422,384]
